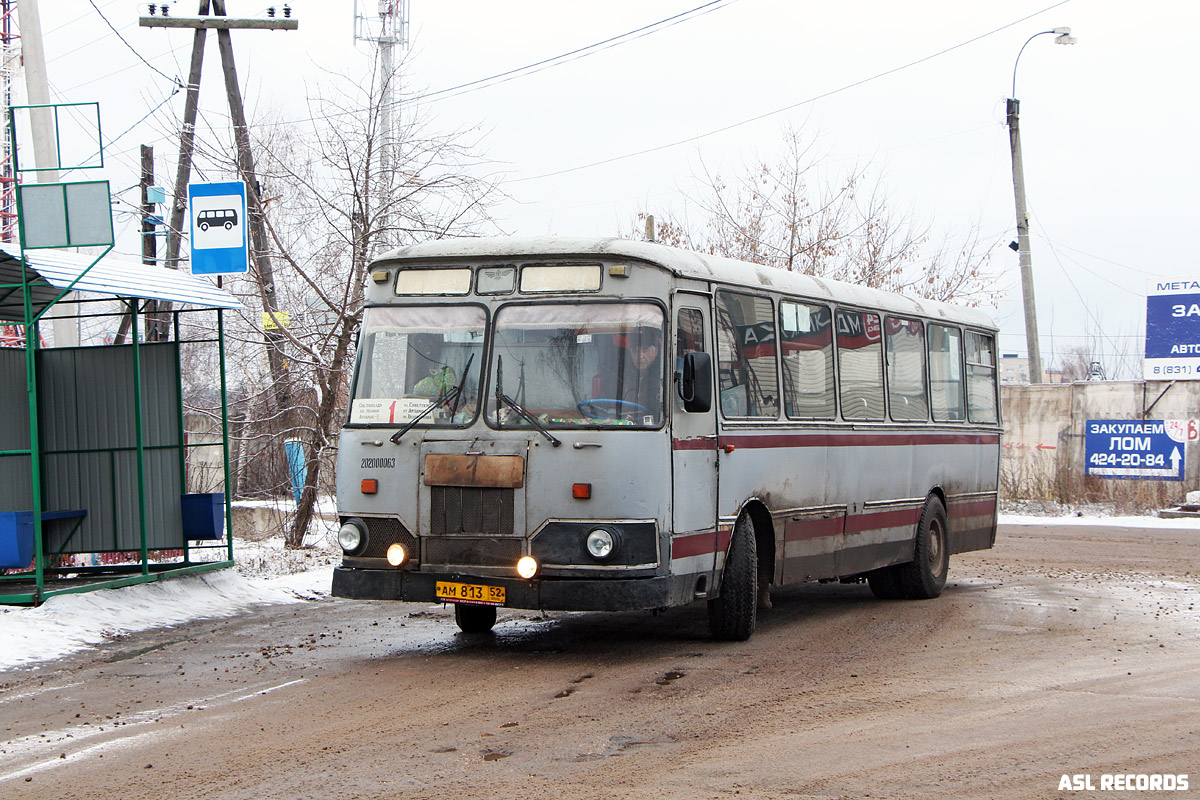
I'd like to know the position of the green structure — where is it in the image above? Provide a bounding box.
[0,102,242,605]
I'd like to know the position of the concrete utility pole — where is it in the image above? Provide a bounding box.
[17,0,78,347]
[1007,27,1075,385]
[142,1,297,410]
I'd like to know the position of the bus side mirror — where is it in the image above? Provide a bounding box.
[681,351,712,413]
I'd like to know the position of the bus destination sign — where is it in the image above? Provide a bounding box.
[1084,419,1189,481]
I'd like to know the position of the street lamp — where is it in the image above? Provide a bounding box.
[1008,27,1075,384]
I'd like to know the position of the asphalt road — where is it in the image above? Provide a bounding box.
[1,520,1196,799]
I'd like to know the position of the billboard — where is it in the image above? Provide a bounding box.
[1144,278,1200,380]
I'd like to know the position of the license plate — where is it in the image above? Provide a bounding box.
[435,581,505,606]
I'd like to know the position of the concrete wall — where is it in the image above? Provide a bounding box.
[1001,380,1200,500]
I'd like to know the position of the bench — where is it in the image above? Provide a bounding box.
[0,509,88,568]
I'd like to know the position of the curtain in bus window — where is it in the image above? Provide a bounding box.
[779,300,834,418]
[966,331,998,423]
[716,292,779,418]
[836,309,885,420]
[885,316,929,421]
[928,324,966,421]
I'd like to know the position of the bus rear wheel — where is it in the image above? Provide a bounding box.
[896,496,949,599]
[707,515,757,641]
[454,603,497,633]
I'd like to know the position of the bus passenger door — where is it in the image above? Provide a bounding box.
[669,295,719,583]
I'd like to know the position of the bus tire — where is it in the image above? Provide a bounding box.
[896,496,949,599]
[707,515,757,641]
[454,603,497,634]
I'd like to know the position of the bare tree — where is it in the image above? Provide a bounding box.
[647,125,999,306]
[182,58,503,548]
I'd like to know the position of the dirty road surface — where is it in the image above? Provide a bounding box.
[1,522,1196,799]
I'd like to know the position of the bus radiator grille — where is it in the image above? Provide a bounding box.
[361,517,419,559]
[429,486,515,536]
[423,536,523,567]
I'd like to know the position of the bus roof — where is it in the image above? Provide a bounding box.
[376,236,997,331]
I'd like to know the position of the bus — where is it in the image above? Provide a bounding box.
[331,237,1001,640]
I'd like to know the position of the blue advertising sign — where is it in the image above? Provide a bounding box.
[188,181,248,275]
[1084,419,1185,481]
[1144,277,1200,380]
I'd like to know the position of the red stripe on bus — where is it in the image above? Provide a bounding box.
[719,432,999,449]
[672,532,716,558]
[784,516,843,541]
[672,437,718,451]
[844,507,923,534]
[951,498,997,517]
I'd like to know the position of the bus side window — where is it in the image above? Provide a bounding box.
[835,308,885,421]
[675,307,705,405]
[928,324,966,421]
[779,300,835,419]
[716,292,779,418]
[966,331,998,423]
[885,316,929,422]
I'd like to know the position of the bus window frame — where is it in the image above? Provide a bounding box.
[834,305,886,423]
[884,315,931,424]
[778,298,837,421]
[344,301,491,429]
[965,329,1000,425]
[482,297,670,432]
[715,289,782,421]
[927,322,967,424]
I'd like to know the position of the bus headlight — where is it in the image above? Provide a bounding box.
[386,543,407,567]
[586,528,617,560]
[338,520,367,554]
[516,556,539,579]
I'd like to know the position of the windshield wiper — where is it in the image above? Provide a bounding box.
[495,355,561,447]
[390,383,460,444]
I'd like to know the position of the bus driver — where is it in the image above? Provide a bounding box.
[621,329,662,424]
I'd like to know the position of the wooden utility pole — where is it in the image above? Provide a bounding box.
[143,1,298,410]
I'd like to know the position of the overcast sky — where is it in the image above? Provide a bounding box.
[26,0,1200,376]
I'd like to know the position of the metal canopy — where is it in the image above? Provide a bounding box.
[0,245,242,322]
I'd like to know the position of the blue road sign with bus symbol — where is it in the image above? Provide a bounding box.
[1085,419,1185,481]
[189,181,248,275]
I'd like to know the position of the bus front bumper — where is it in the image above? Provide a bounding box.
[331,566,694,612]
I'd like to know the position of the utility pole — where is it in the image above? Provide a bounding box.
[1007,96,1042,385]
[17,0,78,347]
[1007,27,1075,385]
[141,145,161,341]
[142,1,297,411]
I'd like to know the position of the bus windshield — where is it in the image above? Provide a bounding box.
[349,305,486,427]
[487,302,665,428]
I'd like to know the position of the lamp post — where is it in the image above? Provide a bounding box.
[1008,27,1075,384]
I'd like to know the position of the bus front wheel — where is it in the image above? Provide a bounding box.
[454,603,497,634]
[708,515,757,641]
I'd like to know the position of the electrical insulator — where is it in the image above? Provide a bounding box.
[267,6,275,17]
[161,3,169,16]
[148,3,157,14]
[283,4,291,17]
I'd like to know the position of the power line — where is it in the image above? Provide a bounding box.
[510,0,1071,184]
[408,0,738,104]
[84,0,181,87]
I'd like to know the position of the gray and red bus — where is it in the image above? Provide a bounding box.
[332,237,1000,640]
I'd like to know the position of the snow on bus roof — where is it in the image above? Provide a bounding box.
[375,236,996,331]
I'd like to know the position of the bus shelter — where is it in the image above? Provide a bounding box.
[0,246,241,605]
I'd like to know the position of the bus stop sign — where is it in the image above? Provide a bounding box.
[1085,419,1185,481]
[188,181,248,275]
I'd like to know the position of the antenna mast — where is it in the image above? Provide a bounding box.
[354,1,409,254]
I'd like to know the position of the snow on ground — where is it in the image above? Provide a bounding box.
[0,509,1195,673]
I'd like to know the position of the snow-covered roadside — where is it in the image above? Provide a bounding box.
[0,533,340,672]
[1,511,1195,673]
